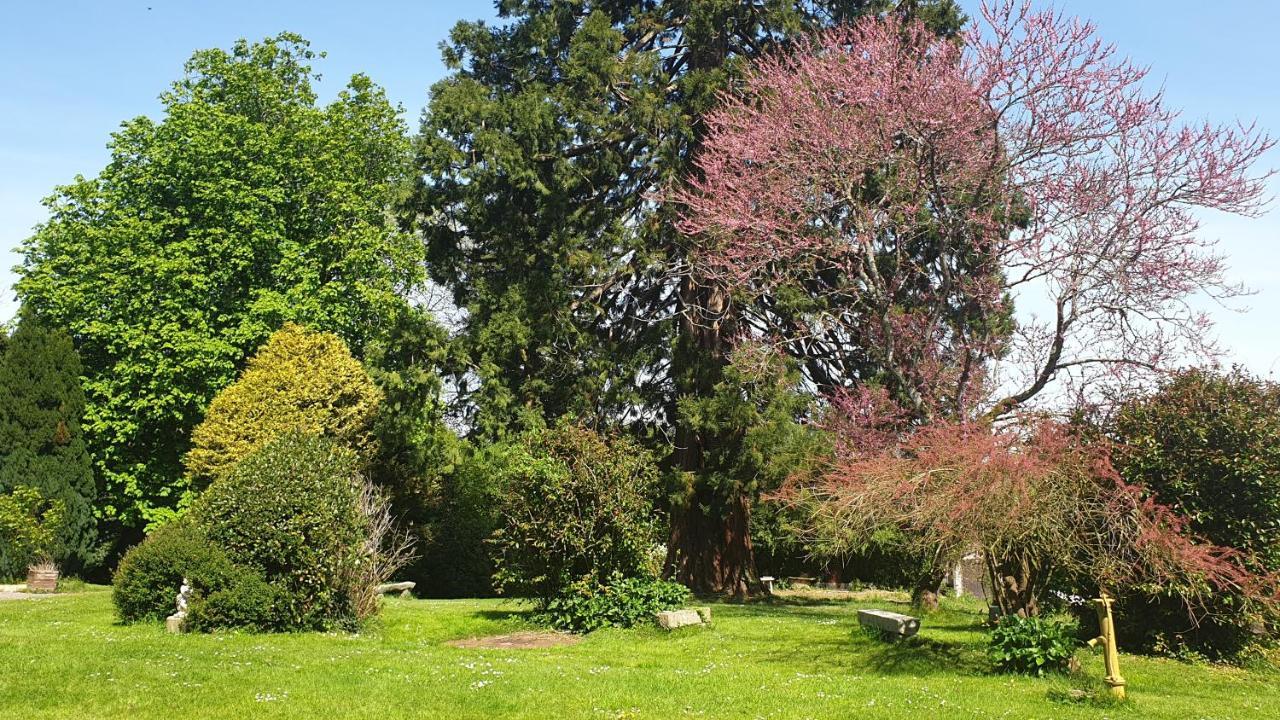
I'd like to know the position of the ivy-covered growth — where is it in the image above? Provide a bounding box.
[490,424,662,607]
[191,433,370,631]
[1110,368,1280,659]
[0,317,96,575]
[0,487,66,576]
[185,324,382,487]
[17,33,423,532]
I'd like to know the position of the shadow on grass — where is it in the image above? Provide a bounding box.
[743,595,912,608]
[474,608,532,622]
[851,634,990,676]
[921,621,990,635]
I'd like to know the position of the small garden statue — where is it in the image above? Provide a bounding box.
[166,578,191,634]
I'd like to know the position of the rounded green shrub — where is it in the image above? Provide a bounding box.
[540,575,691,633]
[988,614,1078,675]
[111,521,237,623]
[191,432,368,630]
[185,569,283,633]
[1109,368,1280,660]
[489,423,662,606]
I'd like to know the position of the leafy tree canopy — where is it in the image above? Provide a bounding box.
[414,0,963,594]
[17,33,423,532]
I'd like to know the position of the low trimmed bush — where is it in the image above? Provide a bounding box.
[538,575,692,633]
[191,432,369,631]
[111,521,236,623]
[185,569,283,633]
[988,614,1078,675]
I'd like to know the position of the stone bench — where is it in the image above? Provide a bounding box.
[376,581,416,598]
[656,606,711,630]
[857,608,920,638]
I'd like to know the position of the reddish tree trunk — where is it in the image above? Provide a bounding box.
[665,272,757,596]
[667,488,754,598]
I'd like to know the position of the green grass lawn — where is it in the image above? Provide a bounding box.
[1,587,1275,719]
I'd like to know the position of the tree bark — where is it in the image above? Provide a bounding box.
[986,549,1044,618]
[667,488,754,598]
[911,567,947,613]
[665,272,756,596]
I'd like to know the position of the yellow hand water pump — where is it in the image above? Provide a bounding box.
[1086,592,1126,700]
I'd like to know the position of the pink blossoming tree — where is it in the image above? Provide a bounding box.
[673,1,1275,608]
[675,0,1274,420]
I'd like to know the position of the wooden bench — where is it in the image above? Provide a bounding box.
[857,608,920,638]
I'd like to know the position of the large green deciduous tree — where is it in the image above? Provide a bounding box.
[17,34,424,540]
[413,0,963,594]
[0,316,96,575]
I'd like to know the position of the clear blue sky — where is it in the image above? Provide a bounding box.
[2,1,1278,374]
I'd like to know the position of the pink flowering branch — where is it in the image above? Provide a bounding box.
[673,1,1274,418]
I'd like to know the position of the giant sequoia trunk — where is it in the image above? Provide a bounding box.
[666,274,756,596]
[668,484,754,597]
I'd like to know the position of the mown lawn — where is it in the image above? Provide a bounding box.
[0,587,1275,719]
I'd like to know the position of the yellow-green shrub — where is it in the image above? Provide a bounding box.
[185,323,382,486]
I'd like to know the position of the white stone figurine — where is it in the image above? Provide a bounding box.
[166,578,191,633]
[175,578,191,616]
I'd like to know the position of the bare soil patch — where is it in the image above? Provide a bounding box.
[445,631,581,649]
[0,591,46,601]
[772,587,910,603]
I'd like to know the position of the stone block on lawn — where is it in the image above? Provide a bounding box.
[656,609,704,630]
[693,606,712,623]
[377,581,416,595]
[857,609,920,638]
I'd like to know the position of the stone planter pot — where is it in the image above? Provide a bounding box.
[26,565,59,593]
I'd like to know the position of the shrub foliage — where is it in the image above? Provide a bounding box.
[0,487,66,576]
[111,521,236,623]
[192,432,369,630]
[1110,368,1280,659]
[540,575,691,633]
[490,424,662,607]
[185,324,383,486]
[988,614,1079,675]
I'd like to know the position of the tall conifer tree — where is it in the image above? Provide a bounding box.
[0,316,96,575]
[414,0,964,593]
